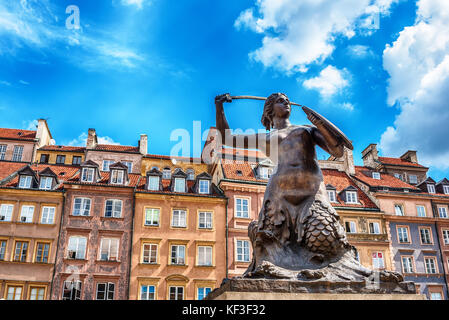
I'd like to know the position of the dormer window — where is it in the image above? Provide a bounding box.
[187,169,195,180]
[327,190,337,202]
[81,168,95,182]
[163,168,171,179]
[259,167,272,179]
[444,185,449,195]
[148,176,160,191]
[39,177,53,190]
[174,178,185,193]
[198,180,210,194]
[19,176,32,188]
[346,191,358,204]
[372,172,380,180]
[110,170,124,185]
[427,184,436,194]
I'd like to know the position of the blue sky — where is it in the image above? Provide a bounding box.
[1,0,449,180]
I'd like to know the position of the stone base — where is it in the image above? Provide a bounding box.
[206,278,426,300]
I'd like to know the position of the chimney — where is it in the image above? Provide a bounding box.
[361,143,379,168]
[400,150,418,164]
[139,134,148,155]
[36,119,52,148]
[86,128,98,149]
[342,147,355,176]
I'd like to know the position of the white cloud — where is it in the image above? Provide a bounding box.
[22,120,38,131]
[67,132,121,147]
[0,80,11,86]
[347,44,375,58]
[303,66,350,99]
[19,80,30,85]
[380,0,449,169]
[340,102,355,111]
[120,0,148,9]
[235,0,398,73]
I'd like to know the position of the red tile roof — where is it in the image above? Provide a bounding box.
[0,162,29,181]
[378,157,426,168]
[144,154,202,162]
[136,177,223,197]
[67,171,141,187]
[322,169,378,209]
[221,161,267,183]
[353,166,419,189]
[39,145,86,153]
[93,144,140,153]
[0,128,36,141]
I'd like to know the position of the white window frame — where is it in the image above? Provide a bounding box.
[402,256,414,273]
[162,168,171,179]
[0,204,13,221]
[39,177,53,190]
[372,172,381,179]
[398,227,410,243]
[102,160,114,172]
[67,236,87,260]
[148,176,160,191]
[409,175,418,184]
[144,208,160,226]
[62,280,82,300]
[372,252,385,269]
[81,168,95,182]
[327,190,337,202]
[345,221,357,233]
[444,185,449,195]
[41,206,55,224]
[19,175,32,188]
[110,170,124,185]
[198,211,213,229]
[416,205,426,217]
[438,207,448,218]
[395,204,404,216]
[427,184,436,194]
[169,286,184,300]
[197,246,213,266]
[12,145,24,162]
[171,209,187,228]
[430,292,442,300]
[140,285,156,300]
[443,230,449,245]
[236,240,250,262]
[425,257,437,274]
[174,178,186,193]
[72,197,91,216]
[170,245,186,265]
[345,191,358,204]
[122,161,133,173]
[420,228,432,244]
[19,205,34,223]
[99,238,119,261]
[197,287,212,300]
[104,199,122,218]
[198,179,210,194]
[369,222,380,234]
[186,169,195,180]
[235,198,249,218]
[0,144,6,160]
[142,243,158,264]
[96,282,115,300]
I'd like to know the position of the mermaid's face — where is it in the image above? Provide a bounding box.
[272,95,291,119]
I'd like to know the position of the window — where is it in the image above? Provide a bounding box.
[409,175,418,184]
[142,243,158,264]
[372,172,380,179]
[14,241,29,262]
[99,238,119,261]
[104,199,122,218]
[56,155,66,164]
[39,177,53,190]
[170,245,186,265]
[427,184,436,194]
[397,227,410,243]
[39,154,49,164]
[345,221,357,233]
[0,240,6,260]
[169,286,184,300]
[96,283,115,300]
[197,246,213,266]
[444,185,449,195]
[72,156,82,165]
[20,205,34,223]
[187,169,195,180]
[81,167,94,182]
[0,204,13,221]
[122,161,132,173]
[148,176,160,191]
[174,178,186,192]
[171,209,187,228]
[416,205,426,217]
[140,285,156,300]
[425,257,437,274]
[259,167,272,179]
[394,173,402,180]
[6,285,23,300]
[198,287,212,300]
[327,190,337,202]
[0,144,6,160]
[41,206,55,224]
[73,198,91,216]
[102,160,114,172]
[29,287,45,300]
[199,211,213,229]
[369,222,380,234]
[438,207,448,218]
[198,180,210,194]
[372,252,384,269]
[443,230,449,245]
[394,204,404,216]
[345,191,358,204]
[62,280,82,300]
[110,170,124,185]
[144,208,160,226]
[235,198,249,218]
[35,242,50,263]
[162,168,171,179]
[430,292,442,300]
[12,145,24,162]
[236,240,250,262]
[402,256,414,273]
[67,236,87,259]
[420,228,432,244]
[19,175,32,188]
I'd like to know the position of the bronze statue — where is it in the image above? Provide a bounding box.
[215,93,405,283]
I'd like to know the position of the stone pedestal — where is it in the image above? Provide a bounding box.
[206,278,426,300]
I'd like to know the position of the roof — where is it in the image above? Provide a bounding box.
[221,160,267,183]
[92,144,140,153]
[322,169,378,209]
[378,157,427,168]
[353,166,418,190]
[0,128,36,141]
[67,171,141,188]
[39,145,86,153]
[0,162,30,181]
[144,154,203,163]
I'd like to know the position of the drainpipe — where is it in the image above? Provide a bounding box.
[127,180,138,300]
[50,189,66,300]
[431,199,449,299]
